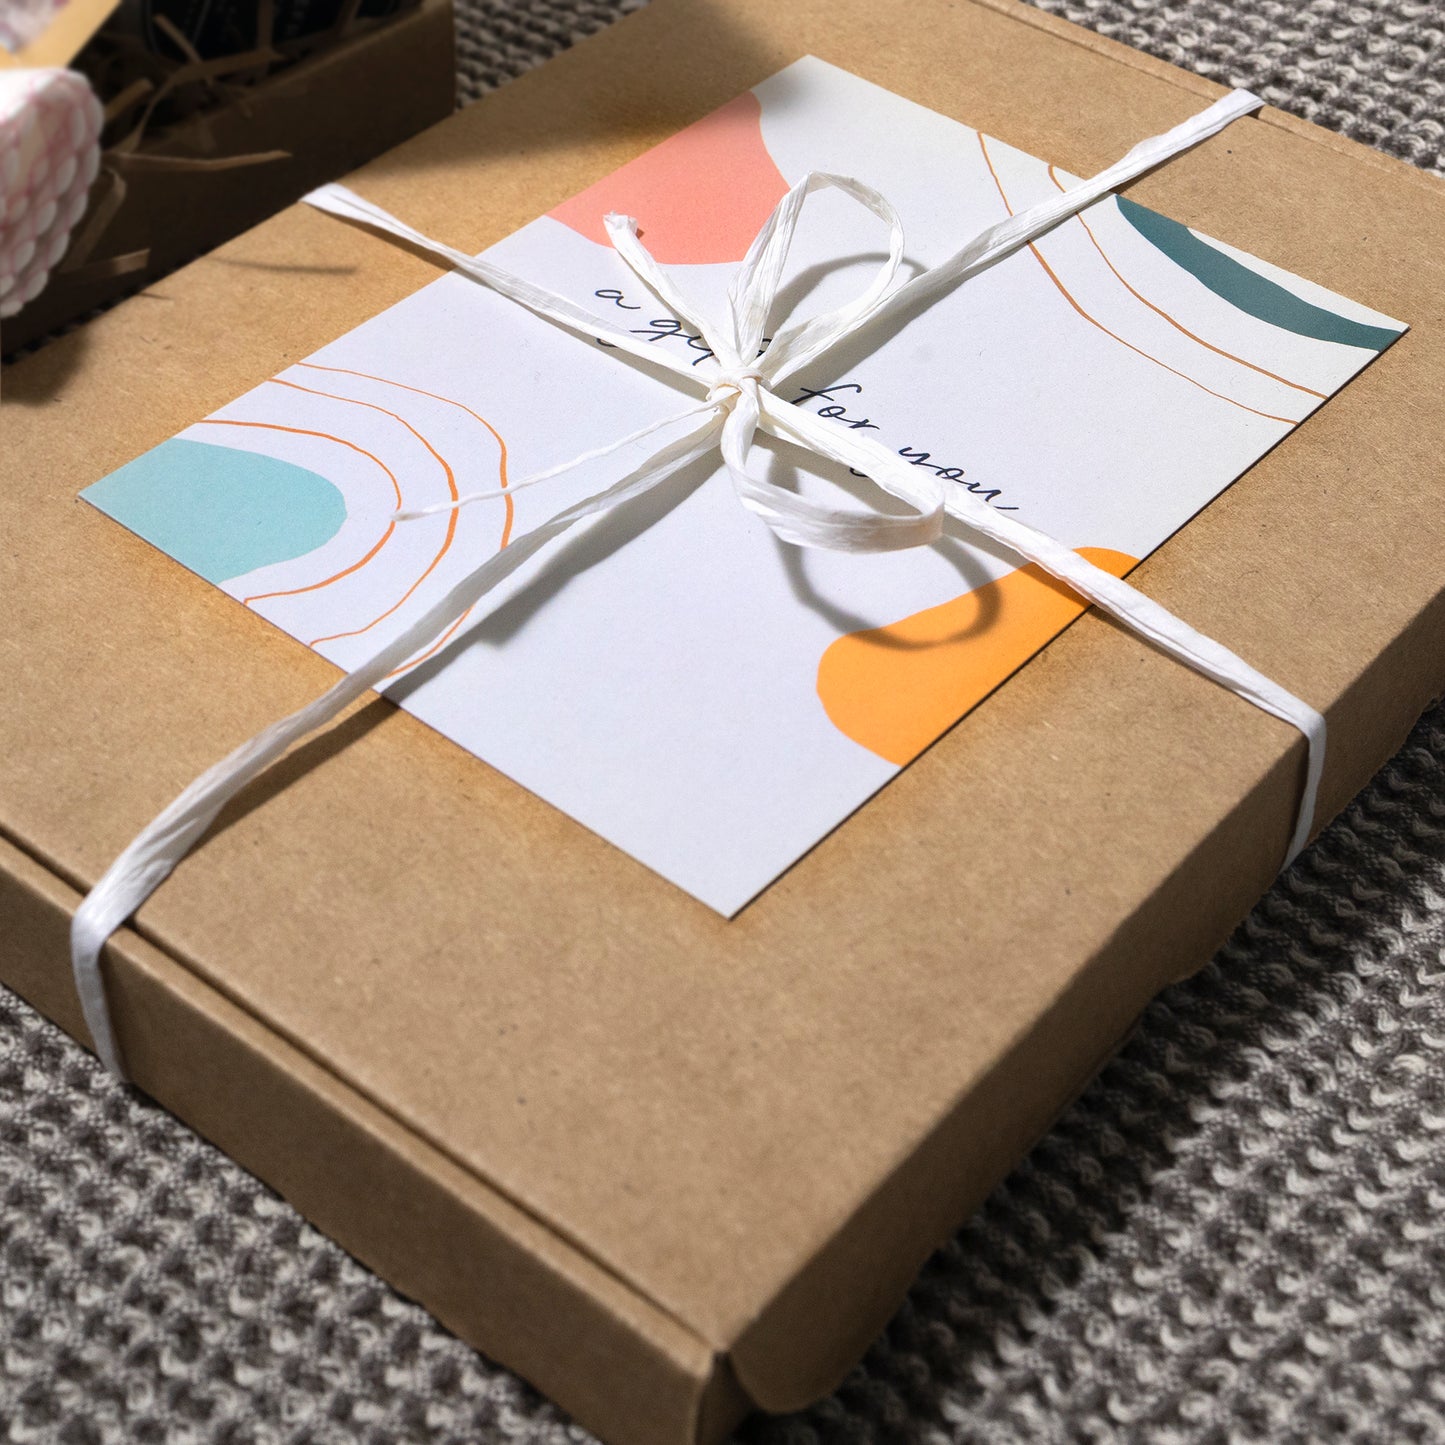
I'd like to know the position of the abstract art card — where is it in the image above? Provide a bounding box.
[84,57,1405,913]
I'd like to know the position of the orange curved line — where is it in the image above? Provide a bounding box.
[260,377,462,648]
[1046,164,1326,401]
[294,360,514,549]
[977,133,1298,426]
[290,362,515,678]
[384,605,475,680]
[192,419,403,606]
[250,520,399,605]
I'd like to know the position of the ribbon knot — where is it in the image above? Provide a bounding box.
[70,87,1329,1083]
[705,365,765,407]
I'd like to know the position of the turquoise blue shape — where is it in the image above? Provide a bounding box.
[84,437,348,585]
[1116,196,1401,352]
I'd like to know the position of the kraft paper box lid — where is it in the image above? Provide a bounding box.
[3,2,1444,1442]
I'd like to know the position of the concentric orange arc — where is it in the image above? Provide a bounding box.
[385,605,475,681]
[977,133,1298,426]
[290,361,516,679]
[295,360,514,548]
[260,377,461,649]
[1045,164,1325,402]
[191,419,403,607]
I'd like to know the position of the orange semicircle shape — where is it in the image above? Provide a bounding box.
[549,92,790,265]
[817,548,1139,766]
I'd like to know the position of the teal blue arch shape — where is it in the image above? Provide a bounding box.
[1116,196,1400,352]
[84,436,348,585]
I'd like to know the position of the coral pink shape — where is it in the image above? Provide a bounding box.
[549,92,789,265]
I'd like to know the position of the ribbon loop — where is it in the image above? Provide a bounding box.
[753,174,908,383]
[604,210,740,367]
[718,382,944,553]
[719,170,908,381]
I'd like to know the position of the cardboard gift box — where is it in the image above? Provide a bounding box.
[1,0,455,354]
[3,1,1444,1442]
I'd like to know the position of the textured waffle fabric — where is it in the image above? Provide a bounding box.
[2,2,1443,1442]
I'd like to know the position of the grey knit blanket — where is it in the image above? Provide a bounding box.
[4,3,1443,1441]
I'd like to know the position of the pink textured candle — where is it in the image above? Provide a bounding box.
[0,67,103,320]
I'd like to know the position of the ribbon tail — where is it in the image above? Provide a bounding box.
[790,89,1265,383]
[746,389,945,551]
[71,412,723,1081]
[948,490,1325,865]
[304,183,704,386]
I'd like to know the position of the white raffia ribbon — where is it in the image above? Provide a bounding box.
[72,87,1326,1081]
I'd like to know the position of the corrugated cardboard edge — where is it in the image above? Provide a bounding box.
[5,0,1445,1438]
[0,832,751,1445]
